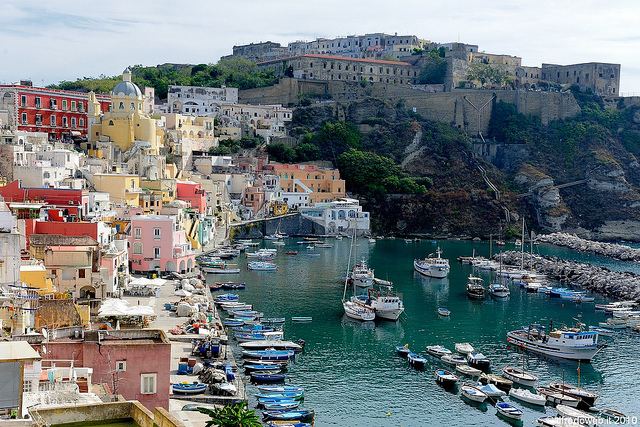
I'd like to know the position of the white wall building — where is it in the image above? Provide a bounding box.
[300,198,370,234]
[13,161,71,188]
[167,85,239,115]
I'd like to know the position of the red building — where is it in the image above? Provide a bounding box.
[0,83,110,139]
[0,180,88,218]
[176,180,206,214]
[40,329,171,410]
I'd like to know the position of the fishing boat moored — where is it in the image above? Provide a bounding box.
[502,366,538,387]
[460,384,488,403]
[435,369,459,387]
[496,402,523,421]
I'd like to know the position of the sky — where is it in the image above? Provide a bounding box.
[1,0,640,94]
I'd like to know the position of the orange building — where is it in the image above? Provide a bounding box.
[264,163,346,204]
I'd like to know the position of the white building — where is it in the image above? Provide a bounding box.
[167,85,239,115]
[220,104,292,142]
[13,161,71,188]
[300,198,370,234]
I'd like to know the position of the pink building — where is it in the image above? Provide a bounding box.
[176,181,206,214]
[41,329,171,410]
[128,215,195,273]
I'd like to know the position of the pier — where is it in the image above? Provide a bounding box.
[536,232,640,262]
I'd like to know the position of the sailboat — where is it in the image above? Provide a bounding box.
[342,222,375,321]
[489,253,510,298]
[352,284,404,321]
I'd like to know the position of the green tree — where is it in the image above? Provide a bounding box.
[197,403,261,427]
[311,121,362,162]
[294,142,320,162]
[267,143,296,163]
[466,63,513,87]
[418,49,447,84]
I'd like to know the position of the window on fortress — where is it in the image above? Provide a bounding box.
[108,120,114,126]
[130,102,135,111]
[119,102,124,110]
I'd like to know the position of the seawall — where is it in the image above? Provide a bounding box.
[230,213,326,239]
[239,78,581,134]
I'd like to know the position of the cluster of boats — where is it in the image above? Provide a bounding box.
[595,300,640,331]
[396,341,627,424]
[196,246,243,274]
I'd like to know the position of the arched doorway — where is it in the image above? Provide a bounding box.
[179,260,186,273]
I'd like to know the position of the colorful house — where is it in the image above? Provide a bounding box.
[0,180,88,219]
[128,215,195,273]
[93,173,142,207]
[264,163,346,205]
[20,264,55,295]
[176,180,206,214]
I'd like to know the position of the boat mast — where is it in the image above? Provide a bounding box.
[520,217,525,270]
[489,233,492,259]
[342,220,355,302]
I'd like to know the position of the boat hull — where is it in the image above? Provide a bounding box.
[414,260,449,278]
[506,331,600,362]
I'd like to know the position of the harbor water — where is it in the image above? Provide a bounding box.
[211,239,640,426]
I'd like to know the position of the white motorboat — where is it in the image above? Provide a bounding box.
[476,383,506,398]
[343,301,375,321]
[460,384,488,402]
[352,294,404,321]
[413,247,450,278]
[536,387,580,407]
[595,300,637,312]
[248,261,277,271]
[502,366,538,387]
[555,405,598,425]
[441,354,467,366]
[350,260,375,288]
[537,416,582,427]
[426,345,452,358]
[506,324,602,362]
[509,388,546,406]
[455,364,482,377]
[455,342,474,355]
[489,282,510,298]
[471,259,500,271]
[466,276,486,299]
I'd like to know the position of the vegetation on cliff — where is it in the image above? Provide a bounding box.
[51,58,277,99]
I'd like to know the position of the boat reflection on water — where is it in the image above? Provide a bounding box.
[415,273,449,296]
[341,315,376,330]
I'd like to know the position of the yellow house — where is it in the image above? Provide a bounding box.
[20,264,55,295]
[88,68,163,154]
[93,173,141,207]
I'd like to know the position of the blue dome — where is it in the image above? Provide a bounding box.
[111,81,142,97]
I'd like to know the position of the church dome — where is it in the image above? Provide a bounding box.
[111,67,142,97]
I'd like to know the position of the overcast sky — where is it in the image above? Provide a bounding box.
[1,0,639,94]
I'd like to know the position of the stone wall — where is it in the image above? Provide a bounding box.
[230,213,326,239]
[239,78,581,134]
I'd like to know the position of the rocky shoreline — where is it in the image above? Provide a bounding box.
[536,232,640,262]
[499,251,640,300]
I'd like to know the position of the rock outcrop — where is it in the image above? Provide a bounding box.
[514,164,569,231]
[500,251,640,300]
[536,232,640,261]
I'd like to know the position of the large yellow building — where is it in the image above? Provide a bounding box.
[88,68,163,154]
[20,264,55,295]
[93,173,142,207]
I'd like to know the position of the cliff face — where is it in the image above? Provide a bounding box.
[291,96,640,241]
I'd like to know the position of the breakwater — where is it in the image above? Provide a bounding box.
[500,250,640,300]
[537,232,640,262]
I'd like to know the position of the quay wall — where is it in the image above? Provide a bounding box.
[239,78,581,133]
[230,213,326,239]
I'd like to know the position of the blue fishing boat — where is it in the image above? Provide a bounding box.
[172,382,207,395]
[407,352,426,369]
[262,410,315,423]
[396,345,410,357]
[262,401,301,411]
[257,397,299,405]
[222,319,245,327]
[255,391,304,400]
[232,325,275,333]
[214,293,239,302]
[242,350,295,360]
[496,402,523,421]
[257,385,304,393]
[251,372,286,383]
[244,364,282,373]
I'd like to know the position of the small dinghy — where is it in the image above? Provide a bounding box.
[467,352,490,370]
[244,364,282,373]
[480,373,513,392]
[455,342,474,355]
[460,384,488,402]
[477,383,506,398]
[435,369,459,386]
[222,319,245,327]
[262,317,286,324]
[555,405,598,425]
[456,364,482,377]
[496,402,523,421]
[502,366,538,387]
[251,372,286,383]
[598,409,628,423]
[242,349,295,361]
[537,387,580,407]
[172,382,207,395]
[441,354,467,366]
[438,307,451,316]
[257,397,298,406]
[262,409,315,423]
[257,385,304,394]
[396,345,410,358]
[408,352,427,369]
[292,316,313,322]
[548,383,598,408]
[426,345,452,357]
[537,416,582,426]
[262,401,300,411]
[255,391,304,400]
[509,388,546,406]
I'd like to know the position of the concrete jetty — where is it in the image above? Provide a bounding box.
[499,251,640,300]
[536,232,640,262]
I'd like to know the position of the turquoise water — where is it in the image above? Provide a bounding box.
[212,239,640,426]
